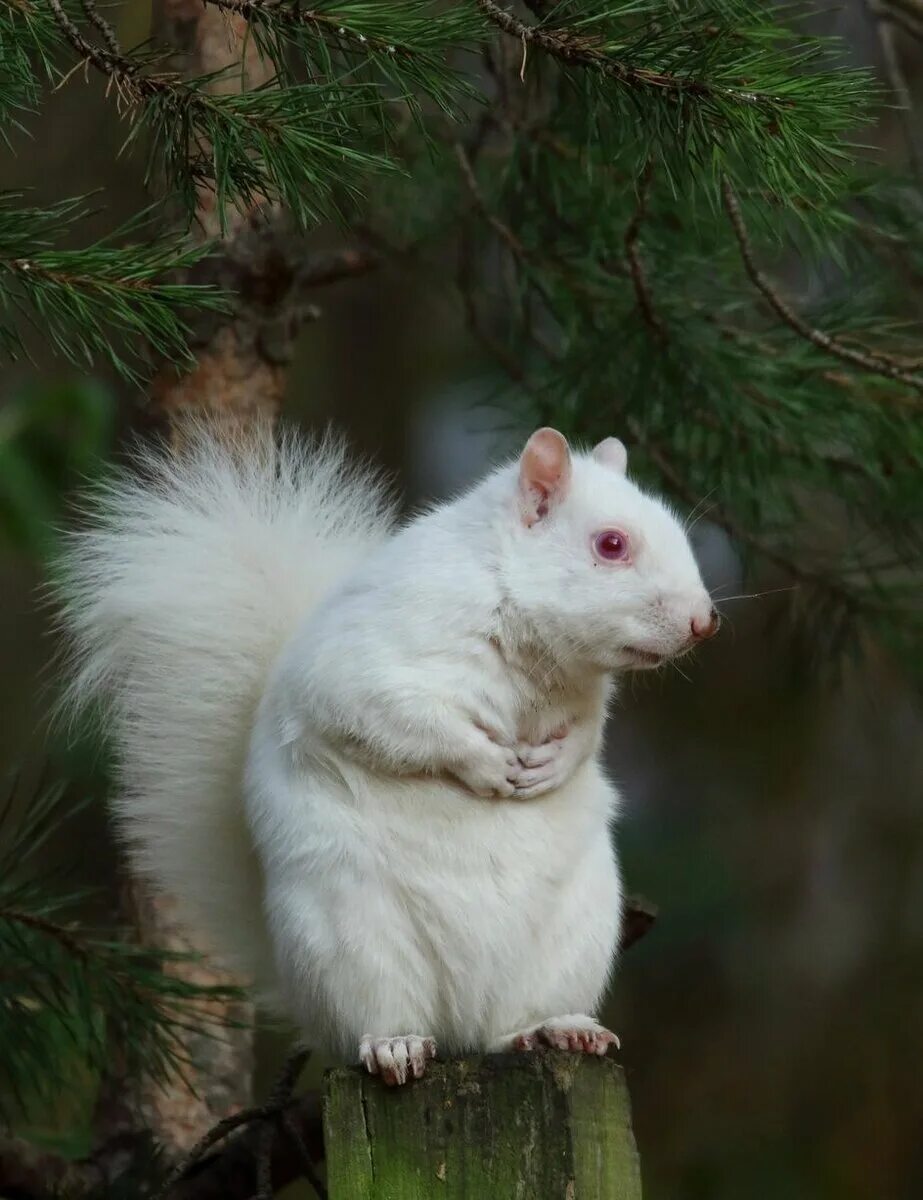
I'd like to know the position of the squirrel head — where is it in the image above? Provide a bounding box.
[500,427,717,673]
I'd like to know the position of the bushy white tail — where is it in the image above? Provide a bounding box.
[55,419,395,988]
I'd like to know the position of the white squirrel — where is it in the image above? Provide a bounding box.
[56,421,717,1086]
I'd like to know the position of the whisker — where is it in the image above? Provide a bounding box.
[684,489,718,534]
[686,504,718,536]
[715,585,797,604]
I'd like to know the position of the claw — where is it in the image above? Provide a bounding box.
[502,1015,619,1057]
[359,1034,436,1085]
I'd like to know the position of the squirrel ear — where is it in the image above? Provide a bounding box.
[519,428,572,527]
[592,437,628,475]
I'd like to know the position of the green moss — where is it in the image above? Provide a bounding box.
[324,1052,641,1199]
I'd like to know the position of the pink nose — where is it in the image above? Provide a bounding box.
[690,608,720,641]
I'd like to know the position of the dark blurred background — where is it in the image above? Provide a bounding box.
[2,3,922,1199]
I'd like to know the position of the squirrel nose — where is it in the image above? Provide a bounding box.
[690,607,720,641]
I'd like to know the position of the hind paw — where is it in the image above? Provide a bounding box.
[497,1014,619,1056]
[359,1034,436,1086]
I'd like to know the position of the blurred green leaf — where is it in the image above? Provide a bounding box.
[0,378,115,557]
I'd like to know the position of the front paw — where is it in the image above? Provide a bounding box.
[454,739,520,799]
[509,727,570,798]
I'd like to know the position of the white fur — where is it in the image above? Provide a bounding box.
[56,422,711,1063]
[54,420,395,989]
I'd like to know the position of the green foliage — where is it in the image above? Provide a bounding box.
[421,5,923,676]
[119,62,392,232]
[0,0,61,125]
[0,775,244,1121]
[480,0,872,206]
[0,0,919,1178]
[0,196,229,381]
[229,0,486,119]
[0,375,114,555]
[0,0,488,381]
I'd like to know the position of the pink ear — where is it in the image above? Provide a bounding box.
[518,428,572,526]
[593,437,628,475]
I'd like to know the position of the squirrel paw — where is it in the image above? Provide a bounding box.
[359,1034,437,1086]
[496,1014,619,1056]
[509,727,571,798]
[454,734,520,799]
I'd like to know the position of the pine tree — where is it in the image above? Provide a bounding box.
[1,1,921,1195]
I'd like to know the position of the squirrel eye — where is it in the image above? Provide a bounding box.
[593,529,631,563]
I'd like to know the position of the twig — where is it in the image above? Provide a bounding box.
[623,160,665,339]
[166,1090,325,1200]
[154,1048,311,1200]
[890,0,923,24]
[448,175,859,603]
[475,0,785,110]
[254,1122,274,1200]
[204,0,406,56]
[623,415,855,599]
[455,137,570,323]
[864,0,922,176]
[79,0,122,57]
[454,142,529,263]
[296,247,378,290]
[879,0,923,39]
[0,906,87,957]
[46,0,177,109]
[620,895,658,953]
[0,1134,105,1199]
[456,224,531,385]
[454,140,608,317]
[281,1109,328,1200]
[721,178,923,394]
[154,1109,263,1196]
[47,0,118,74]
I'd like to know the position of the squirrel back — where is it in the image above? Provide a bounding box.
[55,420,395,984]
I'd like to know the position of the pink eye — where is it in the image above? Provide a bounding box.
[593,529,631,563]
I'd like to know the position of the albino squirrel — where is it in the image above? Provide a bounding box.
[56,422,717,1086]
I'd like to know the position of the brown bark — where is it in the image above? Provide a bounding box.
[94,0,278,1155]
[93,885,256,1153]
[93,0,380,1157]
[150,0,287,420]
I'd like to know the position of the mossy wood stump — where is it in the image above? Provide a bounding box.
[323,1051,641,1199]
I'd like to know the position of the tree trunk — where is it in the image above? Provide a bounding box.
[92,0,379,1155]
[94,0,279,1153]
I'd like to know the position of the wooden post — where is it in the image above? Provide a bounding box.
[324,1052,642,1200]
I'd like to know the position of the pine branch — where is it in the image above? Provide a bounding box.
[199,0,485,117]
[476,0,778,108]
[0,0,64,120]
[205,0,407,55]
[476,0,871,203]
[447,120,921,652]
[0,777,245,1119]
[45,0,100,65]
[0,196,228,382]
[44,0,390,229]
[623,160,664,340]
[721,178,923,394]
[78,0,121,56]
